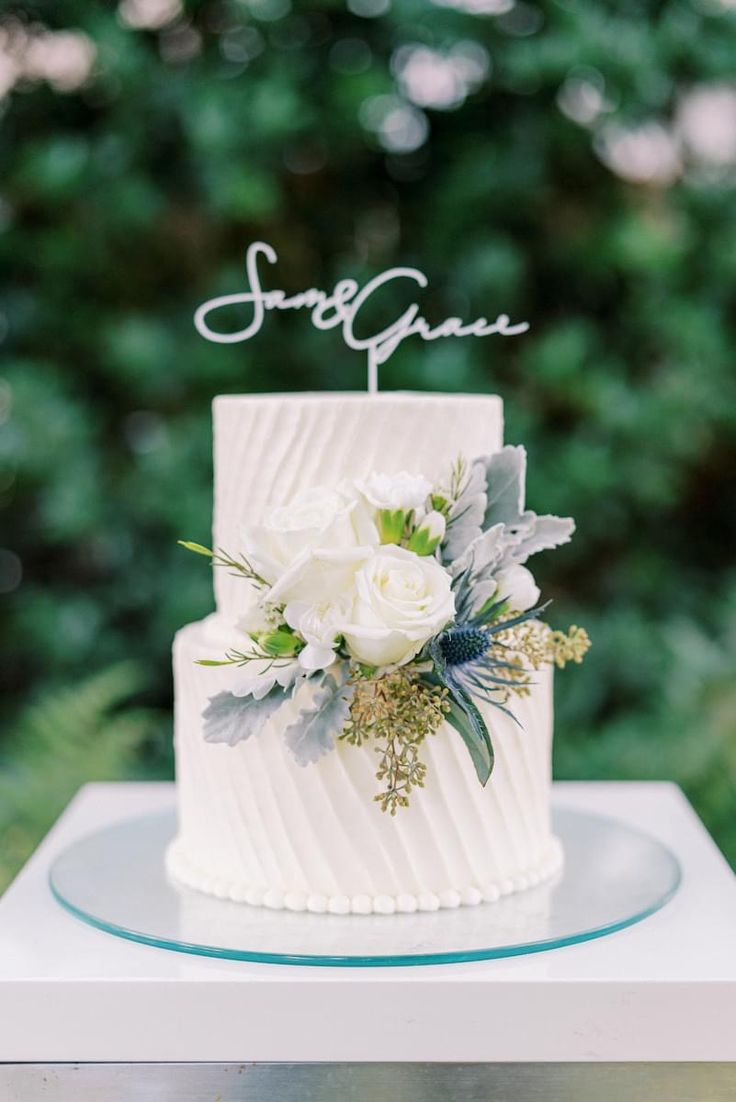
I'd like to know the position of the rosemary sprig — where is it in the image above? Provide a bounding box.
[448,455,469,503]
[433,455,469,519]
[178,540,268,587]
[195,649,295,670]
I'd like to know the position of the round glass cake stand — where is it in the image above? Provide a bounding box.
[49,807,680,967]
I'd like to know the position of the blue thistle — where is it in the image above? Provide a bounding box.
[439,626,490,667]
[438,600,549,696]
[436,622,522,704]
[424,601,550,788]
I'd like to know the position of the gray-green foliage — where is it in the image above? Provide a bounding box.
[481,448,575,566]
[202,688,287,746]
[285,673,356,766]
[0,0,734,878]
[448,447,574,617]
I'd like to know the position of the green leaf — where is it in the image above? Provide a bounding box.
[427,637,495,785]
[178,540,214,558]
[445,687,495,786]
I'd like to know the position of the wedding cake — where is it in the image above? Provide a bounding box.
[167,391,589,915]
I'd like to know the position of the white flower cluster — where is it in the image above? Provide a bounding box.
[234,472,456,697]
[188,448,581,789]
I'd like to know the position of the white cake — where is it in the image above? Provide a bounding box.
[167,393,566,915]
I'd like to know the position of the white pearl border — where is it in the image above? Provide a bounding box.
[165,836,564,916]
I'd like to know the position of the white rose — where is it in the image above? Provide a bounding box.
[242,485,366,584]
[495,564,540,612]
[343,545,455,668]
[268,546,372,607]
[356,471,432,512]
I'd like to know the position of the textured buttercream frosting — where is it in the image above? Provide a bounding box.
[169,392,562,913]
[169,617,560,913]
[212,392,503,619]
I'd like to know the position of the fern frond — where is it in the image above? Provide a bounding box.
[0,662,158,893]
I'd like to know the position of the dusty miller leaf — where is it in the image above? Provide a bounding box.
[284,671,355,766]
[202,688,287,747]
[449,523,506,582]
[449,524,506,620]
[478,446,575,568]
[444,445,575,613]
[499,513,575,567]
[482,446,527,529]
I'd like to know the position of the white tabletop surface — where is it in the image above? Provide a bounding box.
[0,780,734,1063]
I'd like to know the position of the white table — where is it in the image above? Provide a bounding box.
[0,781,734,1100]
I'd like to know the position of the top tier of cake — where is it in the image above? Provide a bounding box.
[212,392,503,617]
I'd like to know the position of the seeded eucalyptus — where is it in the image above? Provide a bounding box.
[342,671,450,814]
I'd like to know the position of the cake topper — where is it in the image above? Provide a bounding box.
[194,241,529,393]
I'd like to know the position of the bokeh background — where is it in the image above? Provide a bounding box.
[1,0,735,890]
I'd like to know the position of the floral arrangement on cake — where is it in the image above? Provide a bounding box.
[181,446,589,813]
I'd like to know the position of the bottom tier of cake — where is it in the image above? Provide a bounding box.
[168,616,563,915]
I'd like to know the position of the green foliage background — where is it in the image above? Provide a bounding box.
[1,0,734,890]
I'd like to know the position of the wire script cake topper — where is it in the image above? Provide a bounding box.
[194,241,530,393]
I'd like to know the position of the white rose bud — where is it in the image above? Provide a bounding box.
[495,564,540,612]
[407,510,446,556]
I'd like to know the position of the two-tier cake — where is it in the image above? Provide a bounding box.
[166,392,588,915]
